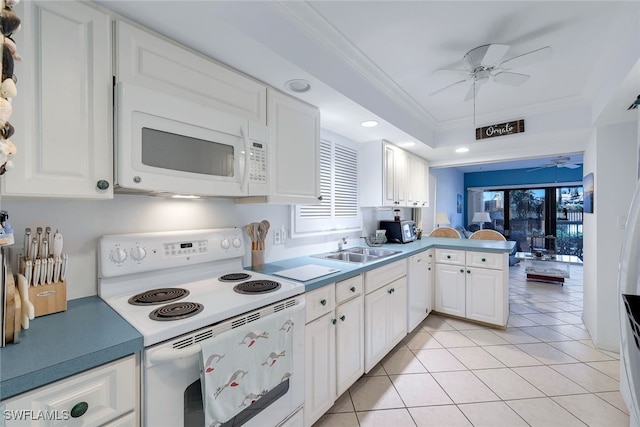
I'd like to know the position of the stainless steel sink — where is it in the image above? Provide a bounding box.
[311,246,401,264]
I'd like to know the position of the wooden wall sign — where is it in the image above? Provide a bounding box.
[476,119,525,140]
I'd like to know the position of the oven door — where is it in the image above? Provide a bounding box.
[143,297,305,427]
[115,83,270,197]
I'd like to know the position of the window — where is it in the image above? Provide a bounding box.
[293,137,361,235]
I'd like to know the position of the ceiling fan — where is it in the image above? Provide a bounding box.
[527,156,581,172]
[429,44,553,102]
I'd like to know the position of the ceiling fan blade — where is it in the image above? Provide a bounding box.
[429,77,470,96]
[464,78,487,102]
[527,164,553,172]
[562,163,580,169]
[481,44,510,66]
[433,68,469,75]
[493,71,530,86]
[500,46,553,70]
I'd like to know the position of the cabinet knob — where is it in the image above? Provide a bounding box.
[350,286,356,292]
[320,299,327,306]
[331,318,337,325]
[447,255,451,259]
[428,267,431,271]
[96,180,110,190]
[318,195,323,201]
[482,258,486,262]
[70,401,89,418]
[460,269,464,273]
[388,288,393,294]
[467,270,471,274]
[340,315,346,321]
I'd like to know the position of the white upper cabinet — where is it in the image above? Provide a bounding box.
[116,21,267,123]
[359,140,429,207]
[239,88,320,204]
[1,1,113,198]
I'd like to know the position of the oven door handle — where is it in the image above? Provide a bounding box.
[147,344,202,365]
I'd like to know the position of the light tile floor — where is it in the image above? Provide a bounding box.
[312,264,631,427]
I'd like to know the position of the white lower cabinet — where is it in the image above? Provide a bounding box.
[434,249,508,327]
[3,355,138,426]
[363,260,407,373]
[304,275,363,427]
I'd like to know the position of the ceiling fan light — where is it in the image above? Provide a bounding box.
[361,120,379,128]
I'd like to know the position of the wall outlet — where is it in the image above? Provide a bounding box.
[273,229,282,245]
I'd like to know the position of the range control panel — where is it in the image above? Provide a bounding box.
[99,228,244,278]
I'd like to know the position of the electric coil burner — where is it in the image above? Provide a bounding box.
[233,279,281,294]
[219,272,252,282]
[149,301,204,321]
[128,287,189,305]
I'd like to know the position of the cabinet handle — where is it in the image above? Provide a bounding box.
[70,401,89,418]
[340,315,346,321]
[320,299,327,306]
[387,288,393,294]
[331,318,337,325]
[96,180,110,190]
[350,286,356,292]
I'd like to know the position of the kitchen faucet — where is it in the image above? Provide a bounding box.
[338,236,347,251]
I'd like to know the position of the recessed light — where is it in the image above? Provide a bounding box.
[456,147,469,153]
[285,79,311,93]
[361,120,379,128]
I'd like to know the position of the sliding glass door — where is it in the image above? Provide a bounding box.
[477,186,583,257]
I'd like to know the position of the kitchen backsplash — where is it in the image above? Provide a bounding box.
[0,196,418,300]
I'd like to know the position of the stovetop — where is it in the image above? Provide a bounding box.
[97,229,305,346]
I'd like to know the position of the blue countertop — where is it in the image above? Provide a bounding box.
[250,237,515,292]
[0,296,143,400]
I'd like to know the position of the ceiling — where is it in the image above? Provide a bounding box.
[97,1,640,171]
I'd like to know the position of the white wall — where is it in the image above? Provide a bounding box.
[0,195,372,300]
[431,167,465,230]
[583,121,638,351]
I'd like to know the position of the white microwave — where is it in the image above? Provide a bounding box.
[115,83,270,197]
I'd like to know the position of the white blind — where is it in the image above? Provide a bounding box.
[294,137,360,234]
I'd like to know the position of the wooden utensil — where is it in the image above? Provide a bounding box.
[259,220,270,250]
[4,272,15,344]
[245,224,255,250]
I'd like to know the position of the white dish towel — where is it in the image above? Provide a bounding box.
[200,308,295,426]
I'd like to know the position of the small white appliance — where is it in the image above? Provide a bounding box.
[115,83,270,197]
[98,228,305,427]
[618,181,640,427]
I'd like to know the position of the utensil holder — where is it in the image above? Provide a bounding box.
[251,250,264,270]
[28,280,67,317]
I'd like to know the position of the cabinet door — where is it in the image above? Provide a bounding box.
[267,89,320,204]
[466,267,504,325]
[382,143,397,206]
[2,1,113,198]
[434,264,466,317]
[394,148,407,206]
[116,21,266,123]
[364,284,391,373]
[304,312,336,427]
[388,277,408,348]
[335,296,364,396]
[407,254,429,332]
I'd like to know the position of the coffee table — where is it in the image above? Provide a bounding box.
[515,252,583,284]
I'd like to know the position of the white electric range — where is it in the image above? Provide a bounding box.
[98,228,306,427]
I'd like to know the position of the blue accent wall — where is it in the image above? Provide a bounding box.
[464,165,583,189]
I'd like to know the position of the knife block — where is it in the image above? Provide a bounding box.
[28,280,67,317]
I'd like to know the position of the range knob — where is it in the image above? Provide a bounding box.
[220,238,231,250]
[110,248,127,264]
[130,246,147,262]
[232,237,242,248]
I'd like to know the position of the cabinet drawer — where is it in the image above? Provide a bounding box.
[306,285,336,322]
[435,249,465,265]
[466,251,505,270]
[4,356,136,426]
[364,259,407,294]
[336,275,363,304]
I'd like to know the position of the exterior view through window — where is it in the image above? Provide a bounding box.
[481,186,583,258]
